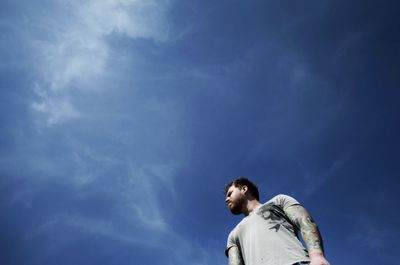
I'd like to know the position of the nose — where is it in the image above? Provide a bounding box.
[225,197,230,204]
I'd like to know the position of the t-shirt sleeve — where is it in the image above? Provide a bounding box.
[225,230,237,257]
[272,194,301,210]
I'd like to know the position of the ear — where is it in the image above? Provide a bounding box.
[241,185,248,193]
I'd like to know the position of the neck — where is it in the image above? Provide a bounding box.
[243,199,261,216]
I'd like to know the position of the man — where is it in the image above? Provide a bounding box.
[224,178,330,265]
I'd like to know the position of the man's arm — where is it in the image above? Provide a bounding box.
[285,204,330,265]
[227,246,244,265]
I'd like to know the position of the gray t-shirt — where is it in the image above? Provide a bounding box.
[226,194,310,265]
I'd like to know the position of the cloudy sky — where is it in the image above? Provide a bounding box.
[1,0,399,264]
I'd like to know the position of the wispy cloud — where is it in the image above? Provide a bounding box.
[348,218,388,249]
[29,0,171,126]
[333,25,376,64]
[348,217,398,264]
[123,161,178,230]
[25,160,217,265]
[303,158,346,196]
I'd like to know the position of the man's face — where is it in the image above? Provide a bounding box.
[225,185,246,215]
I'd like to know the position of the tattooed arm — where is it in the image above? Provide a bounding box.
[227,246,244,265]
[285,205,330,265]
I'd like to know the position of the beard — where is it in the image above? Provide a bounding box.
[229,197,246,215]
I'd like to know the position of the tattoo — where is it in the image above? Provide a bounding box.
[285,205,324,253]
[257,203,296,233]
[228,246,244,265]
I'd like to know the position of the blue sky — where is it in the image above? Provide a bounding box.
[1,0,399,264]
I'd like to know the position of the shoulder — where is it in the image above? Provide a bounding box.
[227,215,249,240]
[227,223,241,247]
[267,194,301,209]
[227,220,241,237]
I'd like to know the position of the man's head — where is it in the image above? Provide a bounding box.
[224,178,260,215]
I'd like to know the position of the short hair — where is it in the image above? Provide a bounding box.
[224,177,260,201]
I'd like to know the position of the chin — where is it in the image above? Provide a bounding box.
[229,206,242,215]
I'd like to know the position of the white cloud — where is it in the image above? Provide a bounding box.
[32,95,81,126]
[30,0,171,126]
[77,0,170,40]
